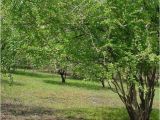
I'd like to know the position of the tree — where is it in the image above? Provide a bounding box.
[1,0,75,83]
[53,46,70,83]
[63,0,159,120]
[2,0,159,119]
[74,62,107,88]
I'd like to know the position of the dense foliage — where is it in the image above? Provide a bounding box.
[1,0,159,120]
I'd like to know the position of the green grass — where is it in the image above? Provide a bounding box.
[1,69,160,120]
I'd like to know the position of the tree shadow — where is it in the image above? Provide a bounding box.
[1,102,59,120]
[1,79,24,86]
[44,80,110,91]
[56,107,129,120]
[13,70,53,78]
[1,102,158,120]
[56,107,159,120]
[1,102,128,120]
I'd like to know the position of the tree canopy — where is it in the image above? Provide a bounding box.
[1,0,159,120]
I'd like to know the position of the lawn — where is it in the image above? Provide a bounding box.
[1,70,160,120]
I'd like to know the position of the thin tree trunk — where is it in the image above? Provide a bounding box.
[101,79,105,88]
[111,68,157,120]
[8,73,13,86]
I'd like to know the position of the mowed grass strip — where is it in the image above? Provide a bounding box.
[1,70,160,120]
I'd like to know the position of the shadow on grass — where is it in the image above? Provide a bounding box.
[58,107,159,120]
[13,70,53,78]
[2,103,128,120]
[57,107,129,120]
[1,79,24,86]
[1,103,159,120]
[1,102,58,120]
[44,80,109,91]
[1,102,128,120]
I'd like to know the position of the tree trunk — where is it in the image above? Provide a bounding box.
[61,74,65,83]
[7,67,14,86]
[58,69,66,83]
[8,73,13,86]
[126,107,150,120]
[100,79,105,88]
[111,66,157,120]
[123,84,154,120]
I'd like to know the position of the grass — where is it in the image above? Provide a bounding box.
[1,69,160,120]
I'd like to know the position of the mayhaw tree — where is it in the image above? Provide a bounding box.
[1,1,29,84]
[52,42,72,83]
[1,0,51,83]
[63,0,159,120]
[1,0,75,83]
[73,61,108,88]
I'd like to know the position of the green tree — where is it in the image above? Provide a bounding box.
[64,0,159,120]
[1,0,74,83]
[2,0,159,119]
